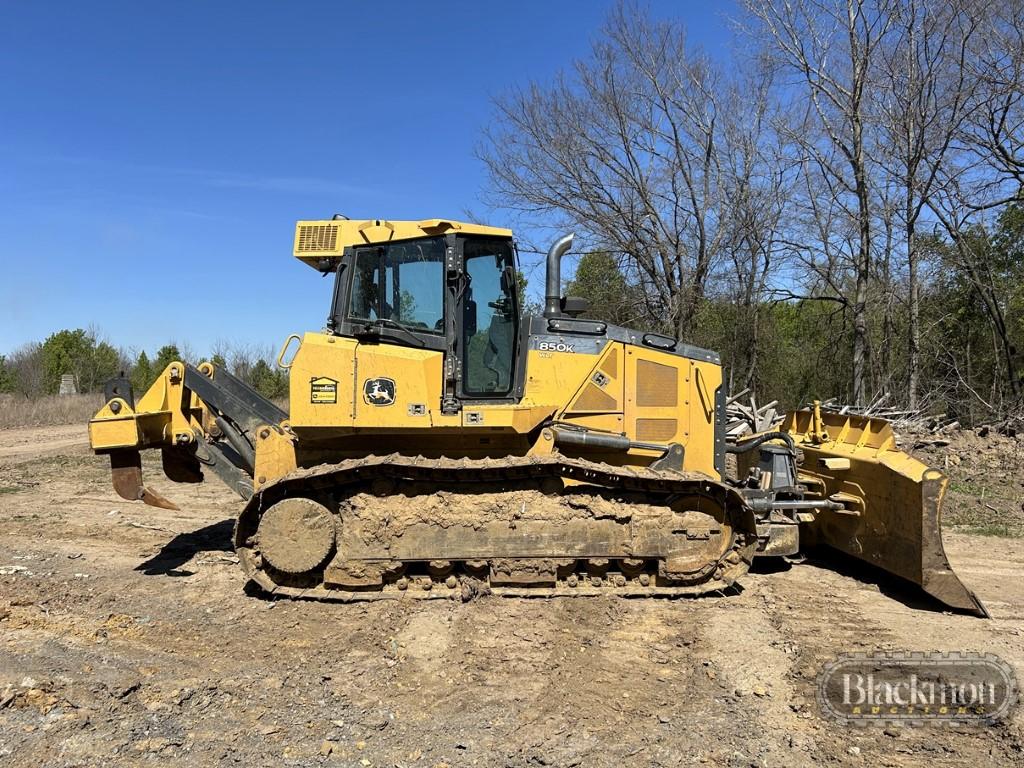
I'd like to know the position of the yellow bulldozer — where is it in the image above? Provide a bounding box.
[88,217,986,616]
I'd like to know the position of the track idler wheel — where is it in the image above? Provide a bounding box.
[256,498,337,575]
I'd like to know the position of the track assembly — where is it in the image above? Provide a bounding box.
[235,454,759,601]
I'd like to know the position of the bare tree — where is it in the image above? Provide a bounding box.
[876,0,980,407]
[918,1,1024,407]
[715,70,798,392]
[966,2,1024,187]
[6,342,45,397]
[744,0,896,404]
[480,5,732,338]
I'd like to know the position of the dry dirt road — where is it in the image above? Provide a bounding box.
[1,425,1022,767]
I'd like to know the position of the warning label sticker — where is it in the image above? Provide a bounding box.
[310,376,338,404]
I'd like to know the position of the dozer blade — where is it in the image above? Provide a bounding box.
[109,450,180,511]
[783,409,988,618]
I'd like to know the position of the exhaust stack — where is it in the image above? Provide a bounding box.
[544,233,575,319]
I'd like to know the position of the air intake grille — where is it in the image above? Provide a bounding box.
[636,418,677,441]
[636,360,678,407]
[296,223,340,253]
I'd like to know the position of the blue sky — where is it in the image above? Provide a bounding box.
[0,1,733,357]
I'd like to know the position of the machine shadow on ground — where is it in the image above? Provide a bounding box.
[135,518,234,577]
[798,546,970,616]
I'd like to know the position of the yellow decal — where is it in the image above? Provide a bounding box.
[310,376,338,404]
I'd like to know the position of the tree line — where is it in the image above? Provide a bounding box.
[484,0,1024,423]
[0,329,289,402]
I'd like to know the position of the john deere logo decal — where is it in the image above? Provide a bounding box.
[363,377,396,406]
[310,376,338,404]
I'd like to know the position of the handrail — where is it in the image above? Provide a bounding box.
[276,334,302,369]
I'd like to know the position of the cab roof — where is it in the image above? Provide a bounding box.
[293,218,513,270]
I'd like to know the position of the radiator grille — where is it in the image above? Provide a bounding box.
[296,223,340,253]
[636,418,677,441]
[636,360,678,407]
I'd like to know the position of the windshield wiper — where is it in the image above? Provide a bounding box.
[356,318,426,348]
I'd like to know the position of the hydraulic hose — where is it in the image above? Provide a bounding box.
[725,431,796,455]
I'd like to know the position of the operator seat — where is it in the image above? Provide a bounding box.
[482,313,513,392]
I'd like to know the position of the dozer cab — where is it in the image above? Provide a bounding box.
[88,217,986,615]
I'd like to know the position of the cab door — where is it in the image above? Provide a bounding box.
[457,237,520,403]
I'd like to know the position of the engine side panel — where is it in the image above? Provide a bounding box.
[522,332,723,478]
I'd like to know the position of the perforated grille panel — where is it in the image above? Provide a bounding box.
[570,383,617,412]
[636,360,678,407]
[296,223,340,253]
[600,347,619,378]
[636,418,678,441]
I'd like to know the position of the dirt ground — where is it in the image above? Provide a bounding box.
[1,424,1023,767]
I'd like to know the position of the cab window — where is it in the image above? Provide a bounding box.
[463,239,517,395]
[350,238,445,333]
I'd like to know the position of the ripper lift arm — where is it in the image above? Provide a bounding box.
[89,362,286,509]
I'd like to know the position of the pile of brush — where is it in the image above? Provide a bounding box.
[811,393,958,433]
[724,388,783,438]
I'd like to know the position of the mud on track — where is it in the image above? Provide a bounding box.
[1,425,1022,767]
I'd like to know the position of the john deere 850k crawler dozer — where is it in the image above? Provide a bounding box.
[88,217,986,616]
